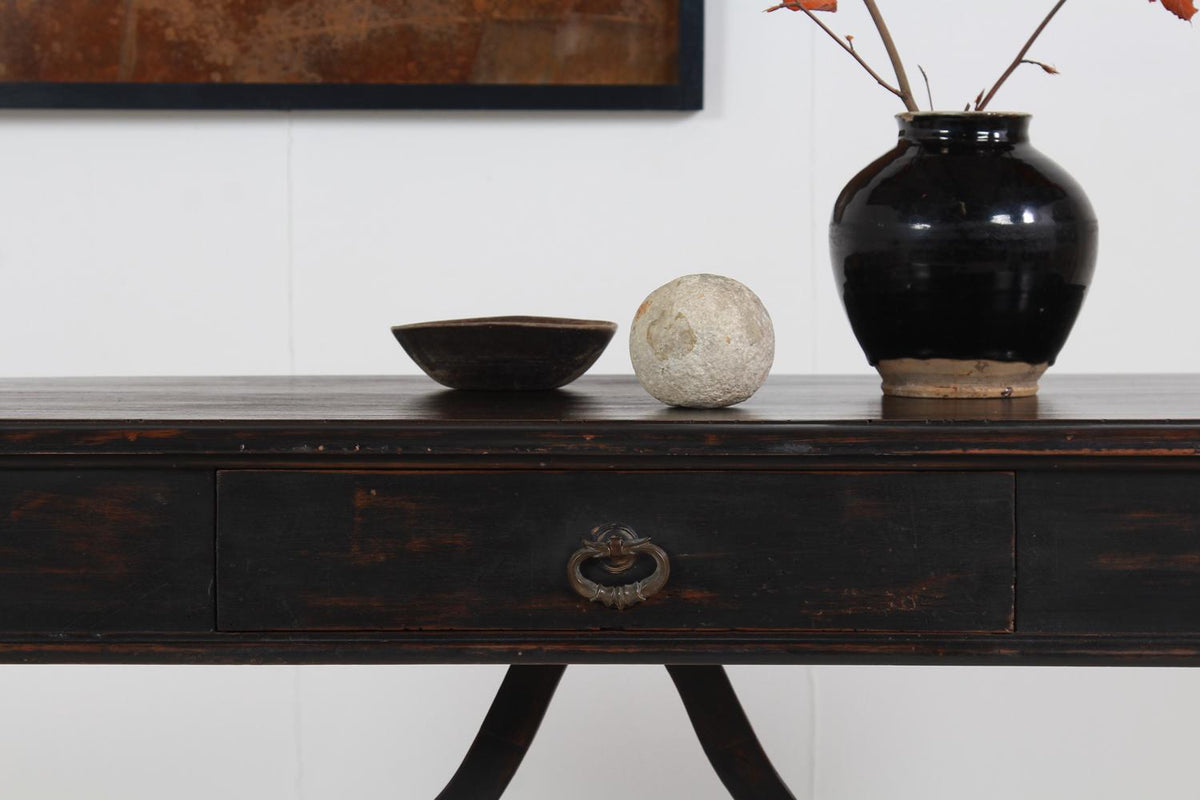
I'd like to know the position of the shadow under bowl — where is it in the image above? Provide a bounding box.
[391,316,618,391]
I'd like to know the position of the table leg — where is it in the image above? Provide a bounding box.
[435,664,567,800]
[666,665,798,800]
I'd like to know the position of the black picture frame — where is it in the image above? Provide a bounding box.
[0,0,703,111]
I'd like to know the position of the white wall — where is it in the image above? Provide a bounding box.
[2,1,1199,797]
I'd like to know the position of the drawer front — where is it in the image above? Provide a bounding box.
[0,470,214,633]
[217,470,1014,633]
[1020,472,1200,633]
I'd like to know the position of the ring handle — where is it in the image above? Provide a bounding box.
[567,524,670,610]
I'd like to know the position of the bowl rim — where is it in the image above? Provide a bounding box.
[392,315,618,333]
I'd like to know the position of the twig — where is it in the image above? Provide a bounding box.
[918,64,934,111]
[861,0,920,111]
[977,0,1069,111]
[765,3,908,103]
[1021,59,1060,74]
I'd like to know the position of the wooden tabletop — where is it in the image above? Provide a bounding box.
[5,374,1200,669]
[0,374,1197,458]
[1,373,1197,421]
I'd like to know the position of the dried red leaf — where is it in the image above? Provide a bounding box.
[767,0,837,12]
[1150,0,1197,21]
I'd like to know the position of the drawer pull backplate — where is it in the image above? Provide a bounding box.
[567,524,670,610]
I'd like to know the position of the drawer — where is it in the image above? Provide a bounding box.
[1020,472,1200,633]
[0,470,214,633]
[217,470,1014,633]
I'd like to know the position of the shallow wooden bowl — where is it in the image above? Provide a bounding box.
[391,316,618,391]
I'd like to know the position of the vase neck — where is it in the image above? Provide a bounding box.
[897,113,1031,145]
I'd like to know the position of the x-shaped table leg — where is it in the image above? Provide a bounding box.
[435,664,796,800]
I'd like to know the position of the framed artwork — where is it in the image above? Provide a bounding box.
[0,0,703,110]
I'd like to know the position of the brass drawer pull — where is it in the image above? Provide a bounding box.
[567,524,670,610]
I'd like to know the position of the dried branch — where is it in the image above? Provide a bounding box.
[765,3,908,103]
[861,0,920,112]
[1021,59,1061,75]
[976,0,1069,111]
[918,64,934,111]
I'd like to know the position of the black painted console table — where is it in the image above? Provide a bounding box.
[3,374,1199,799]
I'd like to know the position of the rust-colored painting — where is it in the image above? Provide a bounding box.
[0,0,703,109]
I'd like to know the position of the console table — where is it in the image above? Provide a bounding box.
[4,374,1200,799]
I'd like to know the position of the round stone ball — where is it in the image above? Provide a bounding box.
[630,274,775,409]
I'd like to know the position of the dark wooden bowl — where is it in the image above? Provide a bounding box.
[391,316,618,391]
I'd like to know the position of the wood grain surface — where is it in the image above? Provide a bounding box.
[217,469,1014,633]
[2,375,1200,460]
[1020,471,1200,634]
[5,374,1198,422]
[0,470,213,633]
[0,375,1198,665]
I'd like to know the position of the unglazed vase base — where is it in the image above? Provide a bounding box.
[877,359,1049,399]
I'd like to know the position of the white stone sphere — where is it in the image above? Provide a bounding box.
[629,274,775,409]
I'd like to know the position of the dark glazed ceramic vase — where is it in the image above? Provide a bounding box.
[830,112,1098,398]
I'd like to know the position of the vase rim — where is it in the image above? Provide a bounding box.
[897,111,1032,143]
[897,111,1031,120]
